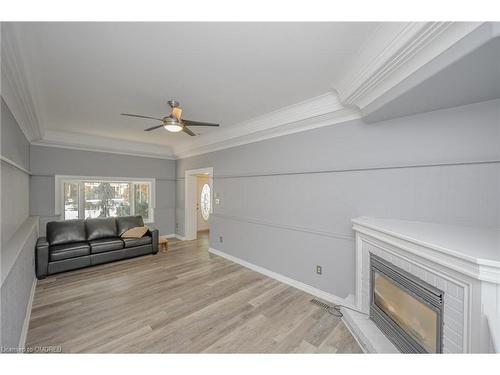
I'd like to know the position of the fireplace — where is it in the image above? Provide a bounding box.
[370,254,444,353]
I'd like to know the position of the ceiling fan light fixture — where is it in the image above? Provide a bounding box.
[163,117,183,132]
[164,124,183,132]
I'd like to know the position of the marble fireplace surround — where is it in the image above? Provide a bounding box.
[345,217,500,353]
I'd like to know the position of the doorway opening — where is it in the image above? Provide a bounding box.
[184,167,213,241]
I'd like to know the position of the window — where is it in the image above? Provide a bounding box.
[200,183,211,221]
[63,182,79,219]
[58,176,154,223]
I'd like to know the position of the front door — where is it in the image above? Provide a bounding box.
[196,175,210,231]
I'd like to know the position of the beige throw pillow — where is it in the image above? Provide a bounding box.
[121,226,148,239]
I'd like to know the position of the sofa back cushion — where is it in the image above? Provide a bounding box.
[47,219,86,246]
[116,216,145,236]
[85,217,117,241]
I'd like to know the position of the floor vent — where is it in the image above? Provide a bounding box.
[310,298,343,317]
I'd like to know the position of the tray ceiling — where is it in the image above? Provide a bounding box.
[7,22,378,149]
[2,22,490,159]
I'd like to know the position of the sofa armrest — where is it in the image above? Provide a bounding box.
[35,237,50,279]
[148,228,159,254]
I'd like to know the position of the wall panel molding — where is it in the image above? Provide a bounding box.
[29,173,177,182]
[212,213,354,242]
[1,155,31,175]
[212,159,500,179]
[1,216,38,286]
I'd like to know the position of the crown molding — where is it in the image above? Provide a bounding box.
[32,130,176,160]
[172,92,361,159]
[1,23,44,142]
[32,92,359,160]
[334,22,484,111]
[360,23,500,122]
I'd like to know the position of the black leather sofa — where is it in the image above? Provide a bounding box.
[35,216,159,279]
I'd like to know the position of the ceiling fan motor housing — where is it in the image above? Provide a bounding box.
[163,117,181,125]
[168,100,180,108]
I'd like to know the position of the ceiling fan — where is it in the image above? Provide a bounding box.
[121,100,219,136]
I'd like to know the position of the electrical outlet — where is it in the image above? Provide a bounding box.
[215,198,220,205]
[316,265,322,275]
[175,223,179,229]
[219,236,223,243]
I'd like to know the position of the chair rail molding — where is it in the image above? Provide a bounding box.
[0,155,31,175]
[333,22,484,111]
[212,212,354,242]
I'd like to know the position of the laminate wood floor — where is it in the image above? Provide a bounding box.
[26,232,362,353]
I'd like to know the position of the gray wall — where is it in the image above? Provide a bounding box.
[176,99,500,299]
[1,98,30,245]
[1,97,36,349]
[30,146,176,236]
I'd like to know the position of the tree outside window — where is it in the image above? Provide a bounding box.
[63,179,152,222]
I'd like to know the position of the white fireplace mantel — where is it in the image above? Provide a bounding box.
[350,216,500,353]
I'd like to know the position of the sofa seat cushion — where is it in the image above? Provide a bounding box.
[50,242,90,261]
[122,236,152,248]
[89,238,124,254]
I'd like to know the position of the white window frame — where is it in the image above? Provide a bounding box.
[55,175,156,223]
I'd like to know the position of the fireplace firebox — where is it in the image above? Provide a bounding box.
[370,254,444,353]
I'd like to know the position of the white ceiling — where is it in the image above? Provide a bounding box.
[12,22,380,150]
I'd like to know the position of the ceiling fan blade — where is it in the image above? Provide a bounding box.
[182,126,196,136]
[121,113,163,121]
[182,119,220,127]
[144,125,164,132]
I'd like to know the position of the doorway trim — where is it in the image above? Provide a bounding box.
[184,167,213,241]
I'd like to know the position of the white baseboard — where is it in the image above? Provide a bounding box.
[208,247,354,308]
[18,277,37,350]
